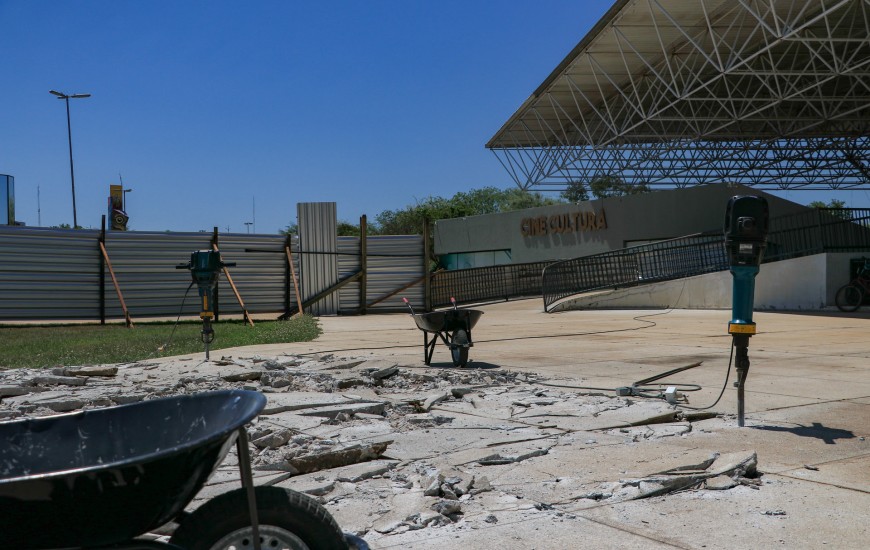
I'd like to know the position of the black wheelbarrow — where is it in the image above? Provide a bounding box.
[0,389,366,550]
[403,297,484,367]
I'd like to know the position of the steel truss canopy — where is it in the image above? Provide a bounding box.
[487,0,870,191]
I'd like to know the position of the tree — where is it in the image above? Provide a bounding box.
[561,180,589,203]
[282,187,565,236]
[373,187,563,235]
[336,221,361,236]
[808,198,851,220]
[589,174,650,199]
[808,199,846,209]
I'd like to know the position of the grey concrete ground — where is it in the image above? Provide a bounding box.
[240,300,870,549]
[2,300,868,549]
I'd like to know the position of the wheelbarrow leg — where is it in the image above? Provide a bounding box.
[236,427,262,550]
[424,331,437,365]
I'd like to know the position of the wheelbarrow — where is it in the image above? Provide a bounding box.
[403,297,483,367]
[0,389,367,550]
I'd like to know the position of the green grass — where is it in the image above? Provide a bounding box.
[0,316,321,369]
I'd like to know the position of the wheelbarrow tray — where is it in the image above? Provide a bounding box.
[0,389,265,549]
[411,309,483,333]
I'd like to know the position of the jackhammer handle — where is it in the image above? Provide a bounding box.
[222,262,237,268]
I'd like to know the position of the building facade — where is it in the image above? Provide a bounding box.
[434,184,809,269]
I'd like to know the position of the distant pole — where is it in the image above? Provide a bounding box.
[253,196,256,234]
[37,185,41,226]
[120,173,132,212]
[50,90,91,228]
[244,222,253,234]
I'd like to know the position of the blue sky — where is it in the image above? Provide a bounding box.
[1,1,862,233]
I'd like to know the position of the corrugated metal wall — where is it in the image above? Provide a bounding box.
[0,226,102,320]
[101,231,293,319]
[366,235,425,311]
[297,203,339,315]
[0,225,422,321]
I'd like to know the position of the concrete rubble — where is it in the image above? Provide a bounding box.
[0,350,761,546]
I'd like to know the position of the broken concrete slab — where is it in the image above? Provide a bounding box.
[296,401,387,419]
[370,365,400,380]
[257,411,325,432]
[422,391,450,412]
[370,491,442,534]
[28,375,87,387]
[252,428,296,449]
[613,450,758,501]
[0,386,29,397]
[257,441,392,475]
[63,365,119,377]
[221,370,265,382]
[261,392,370,415]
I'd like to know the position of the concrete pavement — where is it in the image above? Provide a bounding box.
[235,299,870,549]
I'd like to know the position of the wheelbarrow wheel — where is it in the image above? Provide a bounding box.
[169,486,347,550]
[450,329,469,367]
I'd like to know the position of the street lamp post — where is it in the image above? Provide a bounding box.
[50,90,90,228]
[123,188,133,212]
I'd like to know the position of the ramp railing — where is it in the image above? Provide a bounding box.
[541,234,728,311]
[541,208,870,311]
[430,260,553,309]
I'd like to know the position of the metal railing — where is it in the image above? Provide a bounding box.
[430,260,554,308]
[541,208,870,311]
[541,234,728,311]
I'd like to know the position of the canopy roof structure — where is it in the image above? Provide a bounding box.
[488,0,870,191]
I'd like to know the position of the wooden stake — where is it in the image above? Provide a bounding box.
[212,244,254,326]
[285,244,304,316]
[98,241,133,328]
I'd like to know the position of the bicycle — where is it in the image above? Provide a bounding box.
[835,259,870,312]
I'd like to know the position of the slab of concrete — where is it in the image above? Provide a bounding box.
[244,300,869,548]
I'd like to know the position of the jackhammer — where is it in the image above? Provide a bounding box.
[724,195,769,427]
[177,250,235,361]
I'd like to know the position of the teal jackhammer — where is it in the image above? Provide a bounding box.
[724,196,769,427]
[177,250,235,361]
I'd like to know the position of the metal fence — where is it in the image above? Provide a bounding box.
[541,234,728,311]
[0,226,424,321]
[541,208,870,311]
[430,260,553,308]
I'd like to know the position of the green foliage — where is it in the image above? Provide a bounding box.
[281,187,564,236]
[561,180,589,203]
[808,199,847,209]
[281,221,361,236]
[0,316,320,369]
[373,187,562,235]
[589,174,650,199]
[279,222,298,236]
[337,221,361,236]
[808,198,851,220]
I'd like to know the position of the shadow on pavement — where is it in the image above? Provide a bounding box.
[425,361,503,370]
[751,422,855,444]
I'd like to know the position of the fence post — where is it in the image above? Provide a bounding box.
[284,233,291,316]
[359,214,367,314]
[99,215,106,325]
[423,217,431,312]
[211,227,220,322]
